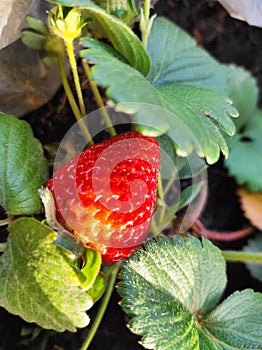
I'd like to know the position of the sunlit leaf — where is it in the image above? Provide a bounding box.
[156,84,237,163]
[119,236,226,349]
[0,218,93,332]
[81,37,238,164]
[119,236,262,349]
[80,248,101,290]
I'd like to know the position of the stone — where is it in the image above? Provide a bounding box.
[0,0,64,117]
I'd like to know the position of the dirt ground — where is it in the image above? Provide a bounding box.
[0,1,262,349]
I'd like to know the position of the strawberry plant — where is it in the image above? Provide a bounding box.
[0,1,262,349]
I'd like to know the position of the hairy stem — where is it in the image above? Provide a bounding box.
[140,0,156,49]
[157,173,164,200]
[157,170,177,228]
[65,39,86,117]
[82,59,117,137]
[144,0,151,25]
[222,250,262,264]
[80,263,120,350]
[0,218,10,227]
[57,54,93,145]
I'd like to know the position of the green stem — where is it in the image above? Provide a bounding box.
[58,4,63,19]
[157,173,164,201]
[156,173,167,228]
[222,250,262,264]
[65,39,86,117]
[163,171,177,197]
[0,218,10,227]
[82,59,117,137]
[144,0,151,25]
[157,171,177,228]
[80,263,120,350]
[57,54,93,145]
[140,0,156,49]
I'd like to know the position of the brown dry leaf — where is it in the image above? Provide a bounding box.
[237,186,262,230]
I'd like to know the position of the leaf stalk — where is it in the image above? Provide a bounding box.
[82,59,117,137]
[0,218,10,227]
[65,39,86,117]
[80,262,120,350]
[56,54,93,145]
[140,0,156,49]
[222,250,262,264]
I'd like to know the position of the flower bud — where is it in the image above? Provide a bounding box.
[49,7,86,42]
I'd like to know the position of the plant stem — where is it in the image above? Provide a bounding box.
[157,173,164,201]
[144,0,151,26]
[157,171,177,228]
[222,250,262,264]
[192,219,254,242]
[80,263,120,350]
[0,218,10,227]
[140,0,156,49]
[65,39,86,117]
[156,173,167,228]
[163,171,177,197]
[82,59,117,137]
[57,54,93,145]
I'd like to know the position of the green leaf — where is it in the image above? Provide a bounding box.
[119,236,227,349]
[81,39,238,164]
[81,38,167,135]
[94,0,138,26]
[156,84,238,163]
[49,0,93,6]
[81,38,157,101]
[119,236,262,349]
[224,109,262,192]
[200,290,262,349]
[243,234,262,282]
[176,152,208,179]
[50,0,150,75]
[80,248,101,290]
[86,272,105,303]
[54,231,85,257]
[0,218,92,332]
[25,16,49,35]
[156,134,176,164]
[156,135,207,179]
[153,183,203,231]
[176,182,203,211]
[147,17,230,96]
[0,113,48,215]
[226,65,259,131]
[21,30,47,50]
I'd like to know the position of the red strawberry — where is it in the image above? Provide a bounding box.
[47,131,160,263]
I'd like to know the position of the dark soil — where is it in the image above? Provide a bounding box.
[0,1,262,349]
